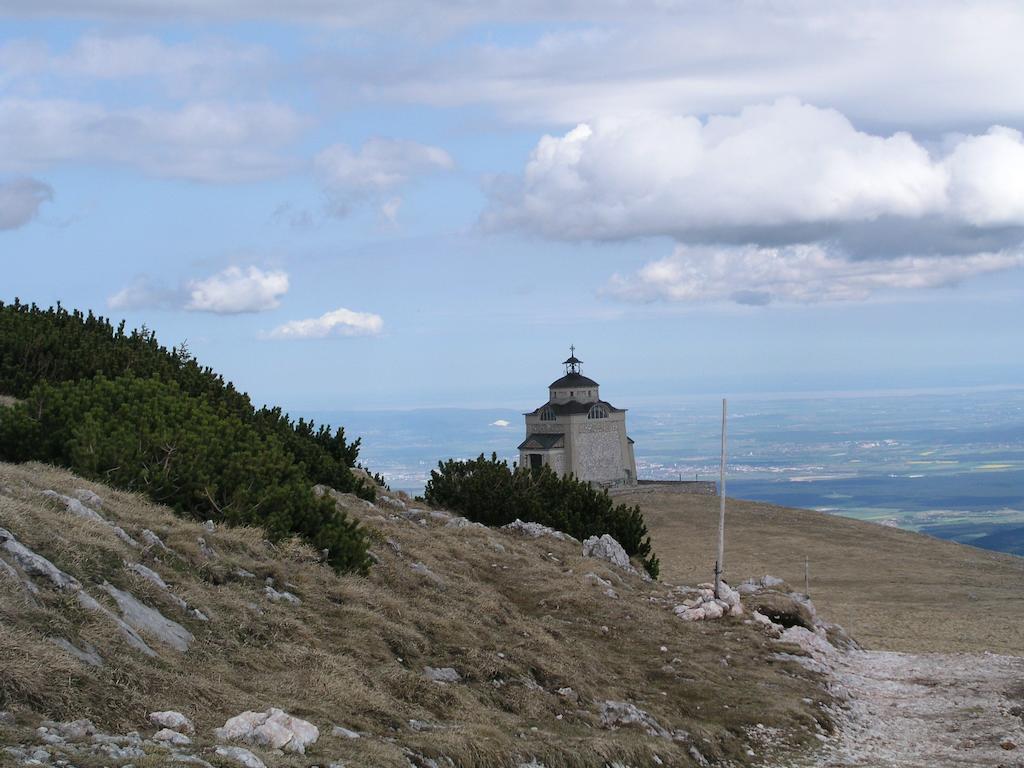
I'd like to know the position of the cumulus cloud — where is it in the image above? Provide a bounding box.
[315,137,453,218]
[108,266,288,313]
[185,266,289,314]
[0,177,52,230]
[265,307,384,339]
[606,244,1024,305]
[485,101,1024,244]
[490,419,511,427]
[0,99,305,182]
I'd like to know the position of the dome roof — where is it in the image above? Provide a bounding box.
[549,371,599,389]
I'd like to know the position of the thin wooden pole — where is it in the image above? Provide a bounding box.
[715,398,727,598]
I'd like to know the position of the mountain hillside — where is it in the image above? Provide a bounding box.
[0,461,833,768]
[628,488,1024,654]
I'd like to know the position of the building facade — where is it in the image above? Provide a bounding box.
[518,350,638,487]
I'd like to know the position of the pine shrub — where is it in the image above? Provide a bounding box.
[425,453,660,578]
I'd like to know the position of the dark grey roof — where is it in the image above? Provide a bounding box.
[526,399,623,417]
[518,433,565,450]
[549,372,599,389]
[562,354,583,366]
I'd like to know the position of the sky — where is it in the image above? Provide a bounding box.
[2,1,1023,413]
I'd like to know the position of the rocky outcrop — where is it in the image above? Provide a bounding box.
[100,582,194,652]
[149,710,194,734]
[581,534,633,573]
[745,590,815,630]
[502,519,576,542]
[674,582,743,622]
[214,708,319,755]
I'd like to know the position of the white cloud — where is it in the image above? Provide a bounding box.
[0,34,268,96]
[485,101,1024,262]
[315,138,453,217]
[490,419,511,428]
[315,1,1024,128]
[185,266,289,314]
[266,307,384,339]
[107,276,181,310]
[0,177,52,230]
[0,99,305,182]
[607,244,1024,305]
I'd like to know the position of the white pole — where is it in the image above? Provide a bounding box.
[715,397,727,598]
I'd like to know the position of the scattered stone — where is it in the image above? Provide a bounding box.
[582,534,633,572]
[385,537,402,554]
[0,712,14,726]
[423,666,461,683]
[72,488,103,510]
[215,745,266,768]
[101,582,194,651]
[445,516,485,530]
[42,489,105,522]
[197,537,216,559]
[142,529,169,551]
[598,701,671,739]
[557,687,579,704]
[264,585,301,604]
[410,562,443,585]
[49,636,103,667]
[215,708,319,755]
[129,562,169,590]
[42,490,139,546]
[54,719,96,740]
[331,725,360,739]
[203,520,216,532]
[746,591,815,630]
[75,590,156,657]
[154,728,191,745]
[0,527,81,591]
[149,711,194,734]
[502,519,575,542]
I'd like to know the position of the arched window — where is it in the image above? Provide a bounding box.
[588,404,608,419]
[540,406,556,422]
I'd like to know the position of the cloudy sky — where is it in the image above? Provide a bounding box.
[2,1,1022,410]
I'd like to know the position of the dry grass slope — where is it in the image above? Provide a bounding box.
[626,490,1024,655]
[0,462,831,768]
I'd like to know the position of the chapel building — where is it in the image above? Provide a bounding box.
[518,349,638,486]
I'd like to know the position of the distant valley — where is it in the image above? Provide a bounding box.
[312,386,1024,557]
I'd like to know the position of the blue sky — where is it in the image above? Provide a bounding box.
[2,1,1023,412]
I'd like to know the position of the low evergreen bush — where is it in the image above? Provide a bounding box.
[424,453,660,578]
[0,300,373,573]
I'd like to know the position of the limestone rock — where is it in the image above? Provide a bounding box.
[215,745,266,768]
[745,591,815,630]
[502,519,575,542]
[423,666,461,683]
[582,534,631,571]
[149,711,194,734]
[598,701,670,739]
[54,719,96,740]
[75,590,156,657]
[154,728,191,745]
[101,582,194,651]
[73,488,103,509]
[49,637,103,667]
[42,490,104,522]
[264,585,301,604]
[0,527,81,591]
[141,529,169,551]
[215,708,319,755]
[410,562,443,585]
[331,725,360,739]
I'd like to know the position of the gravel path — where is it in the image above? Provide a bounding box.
[808,650,1024,767]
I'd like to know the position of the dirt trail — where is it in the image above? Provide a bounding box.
[803,650,1024,767]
